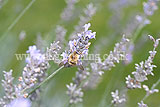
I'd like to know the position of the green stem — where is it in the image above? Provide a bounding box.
[0,0,36,41]
[7,0,36,31]
[151,78,160,90]
[132,24,144,43]
[27,65,64,96]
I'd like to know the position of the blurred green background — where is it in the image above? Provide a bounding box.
[0,0,160,107]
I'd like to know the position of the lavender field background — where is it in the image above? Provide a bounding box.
[0,0,160,107]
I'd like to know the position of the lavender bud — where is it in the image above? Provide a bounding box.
[111,90,126,105]
[7,98,31,107]
[143,0,158,16]
[70,3,97,39]
[61,23,96,67]
[55,25,67,48]
[19,30,26,41]
[136,15,151,26]
[61,0,79,21]
[125,35,159,89]
[138,101,148,107]
[46,41,61,63]
[126,75,141,89]
[143,85,159,95]
[66,83,83,104]
[0,70,15,106]
[26,45,45,65]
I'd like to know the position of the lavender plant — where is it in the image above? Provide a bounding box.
[60,0,79,21]
[69,3,97,39]
[126,35,160,89]
[84,35,129,89]
[143,0,158,16]
[63,23,96,104]
[111,90,126,105]
[110,35,160,107]
[101,0,160,106]
[0,41,61,106]
[138,101,148,107]
[0,0,160,107]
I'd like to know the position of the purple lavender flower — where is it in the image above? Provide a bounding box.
[26,45,45,65]
[83,59,104,89]
[7,98,31,107]
[126,75,141,89]
[126,35,160,89]
[46,41,61,63]
[136,15,151,26]
[84,35,129,89]
[55,25,67,48]
[61,23,96,67]
[70,3,97,39]
[111,90,126,105]
[143,0,158,16]
[61,0,79,21]
[66,83,84,104]
[138,101,148,107]
[143,85,159,95]
[0,70,15,106]
[19,31,26,41]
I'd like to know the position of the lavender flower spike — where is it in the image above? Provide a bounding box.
[66,83,83,104]
[61,0,79,21]
[26,45,45,65]
[84,35,129,89]
[0,70,15,106]
[111,90,126,105]
[143,0,158,16]
[138,101,148,107]
[70,3,97,39]
[143,85,159,95]
[136,15,151,26]
[55,25,67,48]
[61,23,96,68]
[7,98,31,107]
[126,75,141,89]
[126,35,160,89]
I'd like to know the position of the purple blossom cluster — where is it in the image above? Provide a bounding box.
[143,85,159,95]
[111,90,126,105]
[7,98,31,107]
[61,0,79,21]
[26,45,45,65]
[55,25,67,48]
[84,35,129,89]
[0,41,61,106]
[126,35,160,89]
[65,23,96,104]
[138,101,148,107]
[61,23,96,67]
[70,3,97,39]
[143,0,158,16]
[66,83,84,104]
[0,70,15,106]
